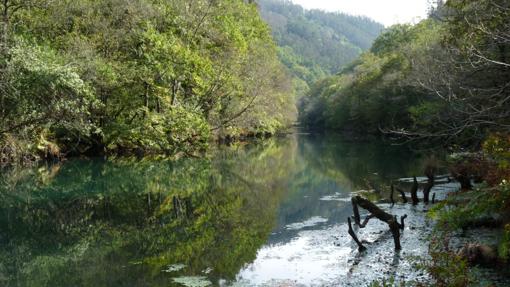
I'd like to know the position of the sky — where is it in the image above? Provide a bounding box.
[290,0,431,27]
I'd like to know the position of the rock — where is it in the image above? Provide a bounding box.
[457,243,498,266]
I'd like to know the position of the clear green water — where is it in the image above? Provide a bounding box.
[0,133,429,287]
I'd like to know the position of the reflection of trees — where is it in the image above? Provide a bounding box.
[272,134,430,230]
[0,134,434,286]
[298,135,428,188]
[0,138,298,286]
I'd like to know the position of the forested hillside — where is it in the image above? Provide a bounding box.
[299,0,510,146]
[0,0,296,164]
[258,0,384,92]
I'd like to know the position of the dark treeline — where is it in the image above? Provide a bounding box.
[258,0,384,95]
[0,0,296,165]
[299,0,510,147]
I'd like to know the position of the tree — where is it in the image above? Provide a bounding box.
[400,0,510,143]
[1,0,296,164]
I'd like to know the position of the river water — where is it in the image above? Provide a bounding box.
[0,133,451,286]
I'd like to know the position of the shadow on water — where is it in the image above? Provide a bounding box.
[0,133,431,286]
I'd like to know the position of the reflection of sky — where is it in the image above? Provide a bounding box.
[236,227,352,286]
[232,201,438,286]
[234,166,356,285]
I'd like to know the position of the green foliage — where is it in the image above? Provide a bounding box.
[371,24,414,55]
[483,134,510,170]
[106,106,210,156]
[300,0,509,144]
[0,36,100,164]
[429,185,508,230]
[298,20,440,133]
[427,248,472,287]
[0,0,296,164]
[428,182,510,284]
[500,224,510,262]
[258,0,383,95]
[5,38,97,130]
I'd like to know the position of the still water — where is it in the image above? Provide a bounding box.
[0,133,430,287]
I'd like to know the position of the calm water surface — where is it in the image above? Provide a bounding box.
[0,133,429,287]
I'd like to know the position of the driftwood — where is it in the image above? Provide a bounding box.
[410,176,419,205]
[348,217,367,251]
[347,169,447,252]
[350,196,407,250]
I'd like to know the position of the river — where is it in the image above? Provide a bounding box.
[0,133,448,286]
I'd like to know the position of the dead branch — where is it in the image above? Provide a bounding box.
[348,217,366,252]
[350,196,407,250]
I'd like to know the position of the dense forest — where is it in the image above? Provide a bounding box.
[299,0,509,146]
[0,0,296,165]
[258,0,384,94]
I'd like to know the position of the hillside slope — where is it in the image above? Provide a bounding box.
[258,0,384,90]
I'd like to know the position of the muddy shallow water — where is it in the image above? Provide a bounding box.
[0,133,507,286]
[233,181,459,287]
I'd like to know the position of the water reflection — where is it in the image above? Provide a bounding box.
[0,134,426,286]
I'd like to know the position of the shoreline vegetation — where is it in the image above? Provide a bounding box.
[350,149,510,286]
[0,0,296,167]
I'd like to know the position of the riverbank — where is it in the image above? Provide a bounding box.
[361,177,510,286]
[0,128,290,167]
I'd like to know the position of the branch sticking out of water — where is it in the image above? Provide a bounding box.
[350,196,407,250]
[348,217,366,252]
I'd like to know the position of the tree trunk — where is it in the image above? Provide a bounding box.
[1,0,8,57]
[171,79,178,106]
[390,184,395,205]
[144,82,150,109]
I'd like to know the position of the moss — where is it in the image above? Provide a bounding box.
[499,224,510,263]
